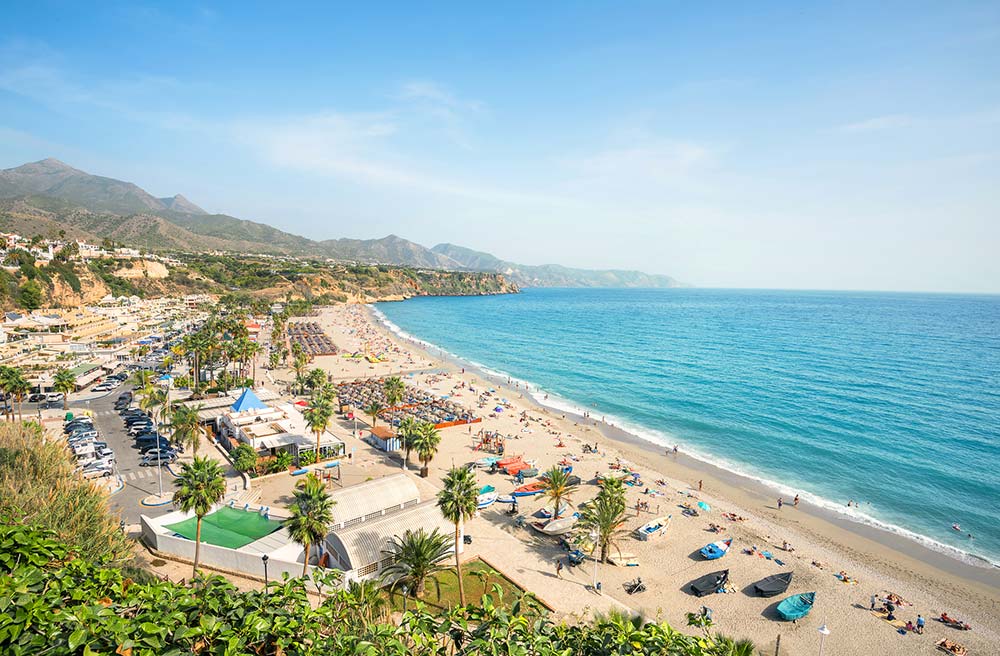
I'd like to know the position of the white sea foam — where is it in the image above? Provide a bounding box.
[368,304,1000,570]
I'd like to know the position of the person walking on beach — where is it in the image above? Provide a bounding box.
[698,480,703,492]
[916,614,925,634]
[793,494,799,507]
[870,593,878,611]
[777,497,783,510]
[556,559,564,578]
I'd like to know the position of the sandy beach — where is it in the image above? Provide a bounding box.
[273,304,1000,656]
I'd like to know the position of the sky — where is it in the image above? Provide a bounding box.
[1,2,999,293]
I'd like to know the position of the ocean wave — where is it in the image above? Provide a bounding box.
[368,304,1000,570]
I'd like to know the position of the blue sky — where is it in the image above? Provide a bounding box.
[1,2,998,292]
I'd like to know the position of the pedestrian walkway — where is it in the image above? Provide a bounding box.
[122,468,162,482]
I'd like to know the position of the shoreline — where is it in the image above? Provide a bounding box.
[370,304,1000,591]
[298,302,1000,653]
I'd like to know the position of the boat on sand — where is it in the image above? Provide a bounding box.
[699,538,732,560]
[531,515,578,535]
[512,482,545,497]
[634,515,671,541]
[776,592,816,620]
[753,572,793,597]
[477,491,498,509]
[688,570,729,597]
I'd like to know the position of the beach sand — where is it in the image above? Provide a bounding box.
[273,304,999,655]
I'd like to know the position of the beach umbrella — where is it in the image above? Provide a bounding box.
[494,406,504,413]
[698,501,711,512]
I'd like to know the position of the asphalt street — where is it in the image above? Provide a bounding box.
[68,388,177,524]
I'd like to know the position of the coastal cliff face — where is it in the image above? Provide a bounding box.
[0,252,517,311]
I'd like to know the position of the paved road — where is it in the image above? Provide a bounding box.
[69,388,177,524]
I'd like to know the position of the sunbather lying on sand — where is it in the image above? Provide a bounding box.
[936,639,968,655]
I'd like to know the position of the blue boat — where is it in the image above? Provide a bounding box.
[699,538,732,560]
[776,592,816,620]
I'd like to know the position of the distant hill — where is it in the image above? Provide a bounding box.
[158,194,206,214]
[0,158,682,287]
[432,243,680,288]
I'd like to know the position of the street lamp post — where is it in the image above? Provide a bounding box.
[817,623,831,656]
[262,554,269,588]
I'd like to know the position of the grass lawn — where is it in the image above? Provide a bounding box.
[389,558,543,613]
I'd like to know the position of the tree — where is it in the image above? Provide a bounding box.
[383,376,404,408]
[412,421,441,478]
[304,397,332,462]
[52,368,76,411]
[268,450,294,473]
[130,368,154,390]
[268,350,282,370]
[306,368,327,398]
[542,465,579,517]
[292,352,309,394]
[231,443,259,473]
[172,404,203,454]
[286,473,335,577]
[379,528,452,599]
[364,400,384,428]
[172,457,226,577]
[0,368,31,421]
[437,467,478,606]
[397,416,418,469]
[578,485,628,564]
[19,280,43,310]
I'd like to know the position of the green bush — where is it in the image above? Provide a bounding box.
[0,521,753,655]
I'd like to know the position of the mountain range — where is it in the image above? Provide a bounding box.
[0,158,680,288]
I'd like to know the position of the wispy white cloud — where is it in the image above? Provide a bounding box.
[838,114,919,133]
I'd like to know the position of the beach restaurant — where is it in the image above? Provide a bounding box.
[215,388,345,461]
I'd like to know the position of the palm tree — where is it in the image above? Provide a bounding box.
[412,422,441,478]
[286,473,335,577]
[161,355,174,373]
[437,467,479,606]
[130,368,154,391]
[398,416,418,469]
[0,368,30,421]
[578,487,628,564]
[380,528,453,599]
[711,636,757,656]
[364,400,384,428]
[52,368,76,411]
[306,368,327,398]
[383,376,404,408]
[172,403,204,454]
[343,579,389,624]
[172,457,226,577]
[542,465,579,517]
[292,352,309,394]
[304,397,332,462]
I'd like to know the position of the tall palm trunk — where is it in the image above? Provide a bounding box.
[315,430,321,462]
[454,522,465,606]
[302,541,310,577]
[194,516,203,577]
[16,398,23,422]
[63,395,69,411]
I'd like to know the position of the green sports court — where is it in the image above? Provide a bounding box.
[164,506,285,549]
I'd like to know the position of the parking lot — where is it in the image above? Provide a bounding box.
[69,386,179,524]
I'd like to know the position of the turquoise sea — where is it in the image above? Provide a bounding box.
[375,288,1000,568]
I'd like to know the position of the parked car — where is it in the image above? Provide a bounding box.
[138,440,173,454]
[127,424,154,437]
[68,431,99,442]
[140,453,177,467]
[81,463,114,479]
[28,393,47,403]
[64,421,94,433]
[46,393,65,405]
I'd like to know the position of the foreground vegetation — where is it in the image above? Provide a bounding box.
[0,421,132,564]
[0,521,755,655]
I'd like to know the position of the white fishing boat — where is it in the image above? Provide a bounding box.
[477,491,499,509]
[531,514,578,535]
[634,514,671,541]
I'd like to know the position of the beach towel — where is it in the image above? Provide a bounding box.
[870,610,907,631]
[774,558,785,566]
